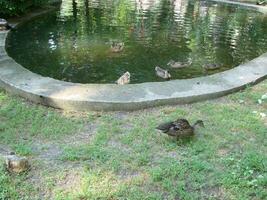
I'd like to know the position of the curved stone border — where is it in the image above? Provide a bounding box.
[210,0,267,14]
[1,2,267,111]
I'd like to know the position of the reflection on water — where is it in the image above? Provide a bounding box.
[6,0,267,83]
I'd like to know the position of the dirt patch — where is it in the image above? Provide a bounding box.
[31,141,62,161]
[202,185,228,200]
[27,159,84,200]
[113,111,131,120]
[117,170,141,181]
[108,139,133,154]
[62,123,97,146]
[157,149,182,160]
[217,148,229,157]
[56,170,83,194]
[0,144,14,156]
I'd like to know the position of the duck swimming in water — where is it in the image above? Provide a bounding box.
[116,71,130,85]
[167,58,192,69]
[111,42,124,53]
[0,19,13,31]
[256,0,266,5]
[203,63,221,70]
[156,118,204,139]
[155,66,171,79]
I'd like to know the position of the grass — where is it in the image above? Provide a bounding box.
[0,80,267,199]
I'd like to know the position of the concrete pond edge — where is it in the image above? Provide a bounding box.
[0,1,267,111]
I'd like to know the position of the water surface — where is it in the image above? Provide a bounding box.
[6,0,267,83]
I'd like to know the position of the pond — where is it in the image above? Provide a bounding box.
[6,0,267,84]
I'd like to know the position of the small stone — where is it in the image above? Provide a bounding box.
[252,111,257,114]
[5,155,30,173]
[258,99,262,104]
[259,113,266,118]
[261,94,267,100]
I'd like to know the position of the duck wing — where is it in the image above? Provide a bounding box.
[173,119,194,136]
[175,119,191,129]
[156,121,177,133]
[156,119,194,137]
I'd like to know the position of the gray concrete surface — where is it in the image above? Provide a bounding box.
[0,2,267,111]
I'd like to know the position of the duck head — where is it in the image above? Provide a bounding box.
[165,70,171,79]
[193,120,204,128]
[167,60,175,66]
[116,71,131,85]
[112,42,124,48]
[124,71,130,79]
[188,58,193,65]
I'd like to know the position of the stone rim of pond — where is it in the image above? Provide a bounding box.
[0,2,267,111]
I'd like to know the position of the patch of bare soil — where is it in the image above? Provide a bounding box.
[107,139,133,154]
[62,123,97,146]
[20,123,99,199]
[217,148,229,157]
[0,144,13,156]
[56,170,83,194]
[202,185,228,200]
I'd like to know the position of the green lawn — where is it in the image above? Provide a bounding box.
[0,80,267,200]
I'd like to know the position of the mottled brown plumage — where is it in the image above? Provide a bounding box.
[156,118,204,139]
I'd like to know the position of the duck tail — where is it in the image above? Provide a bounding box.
[193,120,205,129]
[6,23,14,30]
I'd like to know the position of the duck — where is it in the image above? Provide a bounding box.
[155,66,171,79]
[111,42,124,53]
[256,0,266,5]
[116,71,130,85]
[156,118,204,139]
[0,18,11,31]
[167,58,192,69]
[202,63,221,70]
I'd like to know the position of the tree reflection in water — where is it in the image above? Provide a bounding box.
[6,0,267,83]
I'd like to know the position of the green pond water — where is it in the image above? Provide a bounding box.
[6,0,267,84]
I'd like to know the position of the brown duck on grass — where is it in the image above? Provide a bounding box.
[156,118,204,139]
